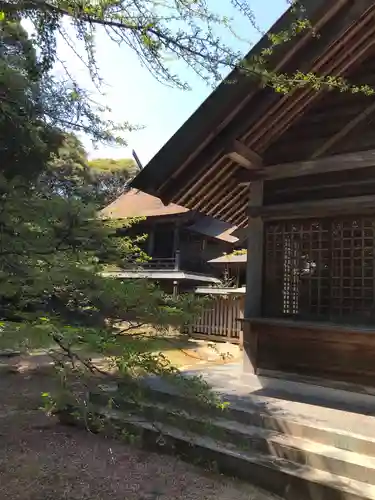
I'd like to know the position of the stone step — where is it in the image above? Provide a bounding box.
[90,392,375,485]
[215,418,375,485]
[106,381,375,457]
[221,399,375,458]
[183,363,375,415]
[97,407,375,500]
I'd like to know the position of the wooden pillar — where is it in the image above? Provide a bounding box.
[243,181,263,374]
[147,226,155,256]
[174,250,181,270]
[173,223,180,255]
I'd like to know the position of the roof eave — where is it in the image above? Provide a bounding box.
[131,0,336,199]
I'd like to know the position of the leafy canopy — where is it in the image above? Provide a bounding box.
[2,0,373,160]
[0,18,209,415]
[40,133,138,207]
[2,0,372,105]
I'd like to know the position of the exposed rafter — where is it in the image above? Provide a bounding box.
[311,99,375,159]
[247,10,375,153]
[215,186,247,219]
[206,183,240,216]
[225,140,262,170]
[186,159,232,210]
[224,188,249,222]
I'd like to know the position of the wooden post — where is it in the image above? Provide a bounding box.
[173,223,180,253]
[243,181,263,374]
[174,249,181,270]
[147,226,155,256]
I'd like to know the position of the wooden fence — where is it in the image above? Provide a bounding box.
[188,295,244,344]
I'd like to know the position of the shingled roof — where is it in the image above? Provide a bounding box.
[100,188,189,219]
[101,188,240,243]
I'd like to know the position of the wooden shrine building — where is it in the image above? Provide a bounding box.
[132,0,375,387]
[101,188,240,294]
[102,189,248,342]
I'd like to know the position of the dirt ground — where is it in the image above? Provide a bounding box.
[0,370,279,500]
[0,337,241,374]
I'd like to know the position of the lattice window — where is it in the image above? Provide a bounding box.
[264,216,375,324]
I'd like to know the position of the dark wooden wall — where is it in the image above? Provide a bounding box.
[125,221,231,265]
[250,319,375,387]
[179,228,231,259]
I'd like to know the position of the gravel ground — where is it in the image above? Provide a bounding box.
[0,372,280,500]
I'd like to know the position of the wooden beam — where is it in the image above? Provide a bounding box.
[248,194,375,220]
[243,181,263,374]
[234,168,266,185]
[226,140,262,170]
[227,205,248,225]
[268,166,375,193]
[147,226,155,256]
[189,160,233,210]
[215,185,248,218]
[267,177,375,204]
[206,181,239,216]
[224,188,249,222]
[264,149,375,180]
[311,100,375,159]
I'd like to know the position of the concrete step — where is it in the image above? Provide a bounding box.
[215,418,375,485]
[221,399,375,458]
[90,391,375,485]
[185,363,375,415]
[112,380,375,457]
[97,407,375,500]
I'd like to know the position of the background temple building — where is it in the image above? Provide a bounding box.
[102,188,246,342]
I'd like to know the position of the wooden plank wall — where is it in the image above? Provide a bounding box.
[189,296,244,344]
[252,320,375,387]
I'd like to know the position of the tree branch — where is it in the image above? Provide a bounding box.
[1,0,239,68]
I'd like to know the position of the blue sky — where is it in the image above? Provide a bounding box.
[56,1,288,166]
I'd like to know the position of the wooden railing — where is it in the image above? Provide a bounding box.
[123,250,216,274]
[143,256,179,270]
[187,295,244,344]
[128,250,181,271]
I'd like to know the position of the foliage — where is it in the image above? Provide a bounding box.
[0,170,208,395]
[223,248,247,257]
[1,0,373,191]
[1,0,372,112]
[39,133,137,208]
[87,157,138,206]
[0,16,61,179]
[0,17,213,426]
[88,158,137,173]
